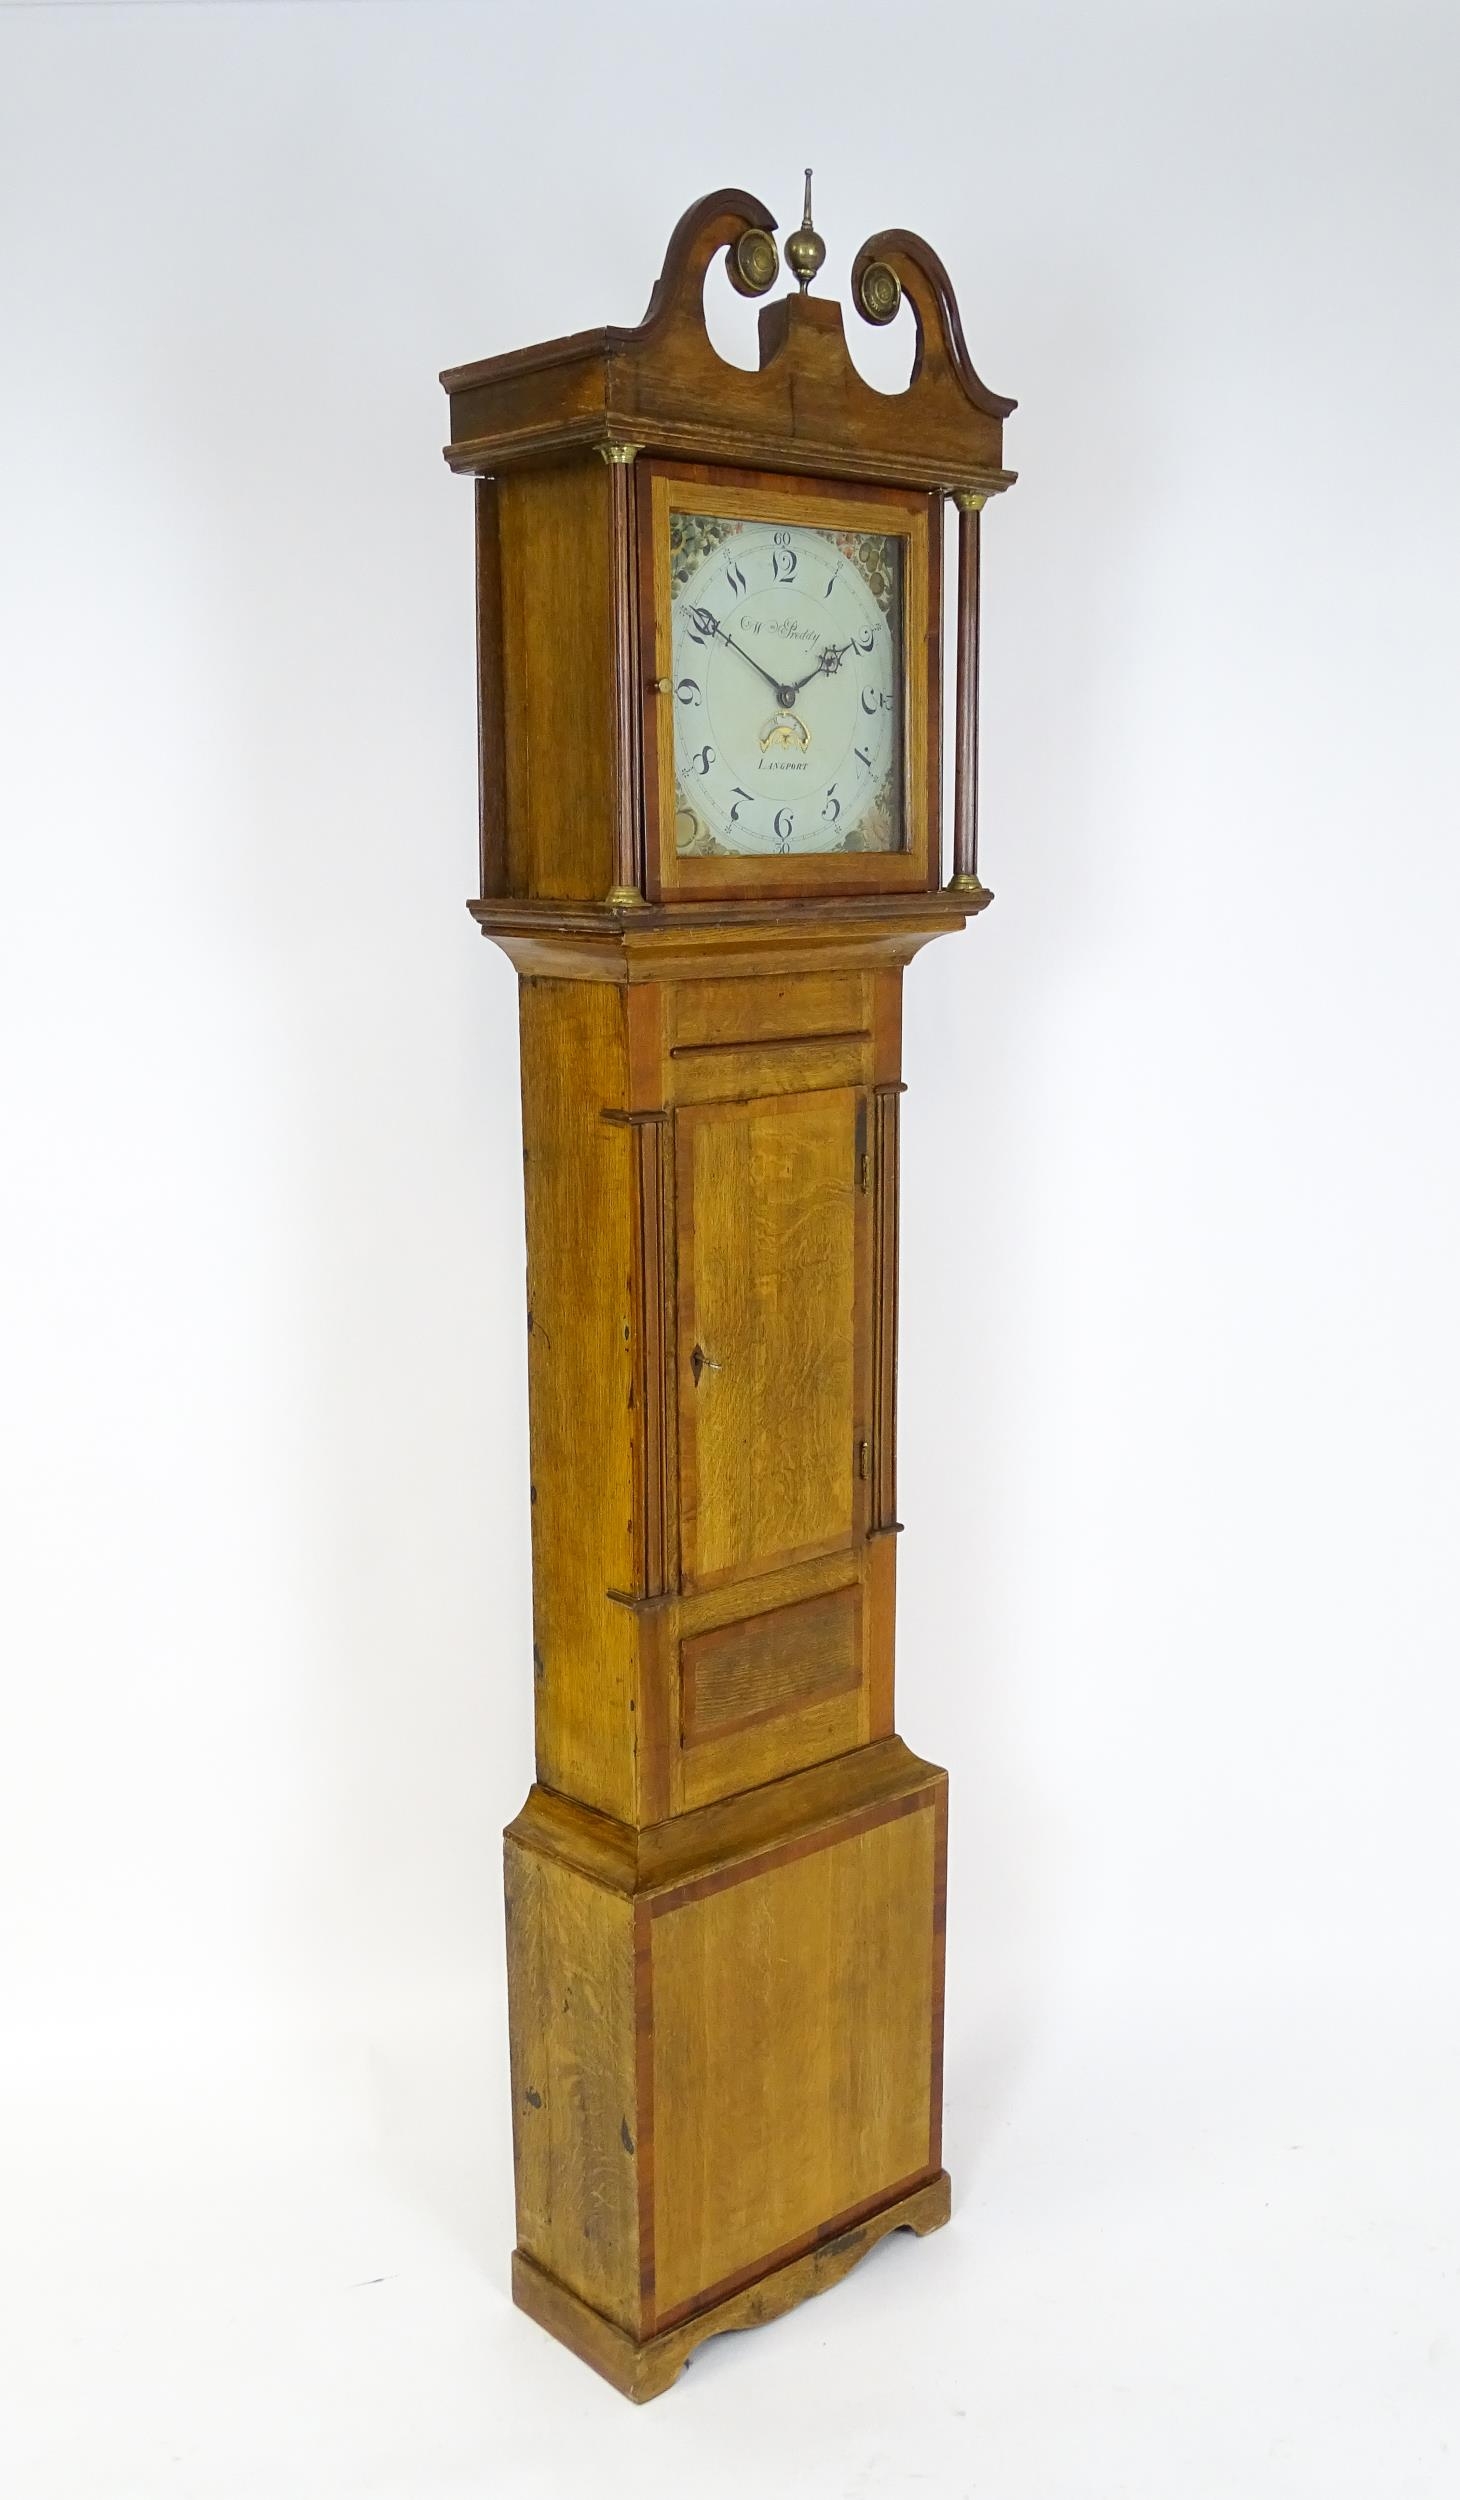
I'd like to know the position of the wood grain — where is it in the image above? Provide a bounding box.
[952,493,984,888]
[473,889,986,986]
[668,1032,872,1105]
[518,976,639,1821]
[673,1578,865,1807]
[497,460,615,901]
[441,186,1014,499]
[504,1834,640,2332]
[675,1682,865,1816]
[669,970,868,1053]
[866,1526,898,1743]
[511,2170,950,2403]
[623,1110,674,1603]
[503,1746,949,2355]
[648,1794,940,2322]
[474,476,507,898]
[505,1734,943,1901]
[871,1080,903,1532]
[675,1087,866,1591]
[679,1582,861,1745]
[604,448,644,900]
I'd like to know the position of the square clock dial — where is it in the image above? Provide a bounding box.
[669,514,904,858]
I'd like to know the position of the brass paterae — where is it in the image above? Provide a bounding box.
[729,224,780,296]
[859,259,903,324]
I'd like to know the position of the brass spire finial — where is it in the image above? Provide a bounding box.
[784,168,826,294]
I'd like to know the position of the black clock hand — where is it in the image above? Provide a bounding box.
[784,640,854,698]
[723,630,790,700]
[686,607,798,706]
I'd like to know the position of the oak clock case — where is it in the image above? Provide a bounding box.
[440,183,1015,2402]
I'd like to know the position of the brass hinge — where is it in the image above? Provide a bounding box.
[859,1152,870,1192]
[857,1439,870,1480]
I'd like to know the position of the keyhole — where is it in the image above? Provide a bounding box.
[690,1343,721,1387]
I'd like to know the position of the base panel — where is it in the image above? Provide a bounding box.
[511,2168,951,2402]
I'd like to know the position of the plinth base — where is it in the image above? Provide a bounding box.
[512,2168,951,2402]
[506,1740,949,2380]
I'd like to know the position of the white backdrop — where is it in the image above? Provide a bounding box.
[3,3,1459,2494]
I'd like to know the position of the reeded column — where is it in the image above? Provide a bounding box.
[601,442,645,907]
[948,488,991,904]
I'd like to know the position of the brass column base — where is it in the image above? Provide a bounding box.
[511,2169,952,2403]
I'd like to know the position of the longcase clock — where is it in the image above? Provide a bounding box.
[440,179,1016,2401]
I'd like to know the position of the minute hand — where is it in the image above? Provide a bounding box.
[720,627,790,699]
[687,607,788,701]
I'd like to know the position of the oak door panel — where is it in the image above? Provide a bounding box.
[675,1088,867,1592]
[680,1583,862,1746]
[675,1578,866,1813]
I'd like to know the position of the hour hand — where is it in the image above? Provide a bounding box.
[786,641,852,697]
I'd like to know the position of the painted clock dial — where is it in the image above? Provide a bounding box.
[669,512,904,857]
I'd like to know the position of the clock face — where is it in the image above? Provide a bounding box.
[668,512,904,857]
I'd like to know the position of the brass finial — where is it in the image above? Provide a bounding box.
[784,168,826,294]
